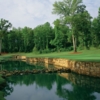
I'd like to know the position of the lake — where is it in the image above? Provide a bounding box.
[1,61,100,100]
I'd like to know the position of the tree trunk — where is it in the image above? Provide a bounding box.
[46,38,48,50]
[72,34,77,52]
[0,39,2,55]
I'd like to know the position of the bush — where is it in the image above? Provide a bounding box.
[41,49,51,54]
[66,46,73,51]
[50,48,56,52]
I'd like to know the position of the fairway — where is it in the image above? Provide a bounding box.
[1,48,100,62]
[21,48,100,61]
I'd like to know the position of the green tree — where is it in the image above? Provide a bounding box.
[22,27,34,52]
[91,8,100,48]
[43,22,53,50]
[71,5,92,49]
[7,27,34,53]
[0,18,12,54]
[50,19,70,51]
[52,0,82,52]
[8,27,24,52]
[34,25,46,52]
[33,22,53,53]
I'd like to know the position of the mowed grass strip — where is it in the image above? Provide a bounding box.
[21,49,100,62]
[0,48,100,62]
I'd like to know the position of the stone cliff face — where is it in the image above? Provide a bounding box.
[14,55,100,77]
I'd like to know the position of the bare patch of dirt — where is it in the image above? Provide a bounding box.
[70,52,82,54]
[1,52,8,55]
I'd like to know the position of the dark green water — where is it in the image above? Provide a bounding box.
[1,61,100,100]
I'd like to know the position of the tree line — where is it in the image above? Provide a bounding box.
[0,0,100,54]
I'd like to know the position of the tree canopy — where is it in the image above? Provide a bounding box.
[0,1,100,54]
[0,18,12,54]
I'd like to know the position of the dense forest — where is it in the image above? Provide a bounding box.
[0,0,100,54]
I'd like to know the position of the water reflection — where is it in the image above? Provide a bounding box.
[1,61,100,100]
[1,61,47,71]
[4,74,68,100]
[58,73,100,100]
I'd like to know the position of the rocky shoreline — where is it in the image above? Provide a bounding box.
[13,55,100,78]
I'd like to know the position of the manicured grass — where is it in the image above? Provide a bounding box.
[0,53,14,61]
[0,48,100,62]
[20,48,100,62]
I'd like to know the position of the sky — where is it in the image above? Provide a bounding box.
[0,0,100,28]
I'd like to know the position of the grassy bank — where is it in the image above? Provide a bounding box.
[0,53,14,61]
[0,48,100,62]
[21,48,100,62]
